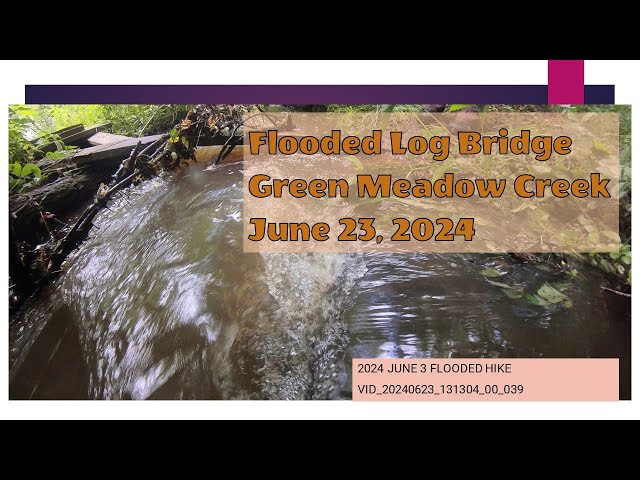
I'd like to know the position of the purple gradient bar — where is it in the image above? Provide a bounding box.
[25,84,614,105]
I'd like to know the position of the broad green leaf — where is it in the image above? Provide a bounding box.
[524,293,550,306]
[480,268,502,278]
[9,163,22,177]
[448,104,474,112]
[537,283,568,304]
[45,151,66,160]
[20,163,42,178]
[503,289,522,299]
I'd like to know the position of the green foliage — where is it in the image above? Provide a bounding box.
[9,105,38,164]
[486,276,573,308]
[586,245,631,284]
[567,105,631,285]
[31,104,193,137]
[9,105,81,194]
[9,161,42,192]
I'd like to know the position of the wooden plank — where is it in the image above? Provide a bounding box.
[87,132,131,146]
[57,123,112,146]
[37,123,113,156]
[73,134,164,166]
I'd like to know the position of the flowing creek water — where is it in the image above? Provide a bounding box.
[9,162,631,399]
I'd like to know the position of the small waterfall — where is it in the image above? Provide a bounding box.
[11,163,366,399]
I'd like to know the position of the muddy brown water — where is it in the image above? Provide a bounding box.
[9,162,631,399]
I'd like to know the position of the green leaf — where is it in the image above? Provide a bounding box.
[45,151,66,160]
[537,283,568,304]
[480,268,502,278]
[13,106,36,116]
[9,163,22,177]
[169,128,178,139]
[379,105,395,113]
[524,293,550,306]
[503,289,522,299]
[448,104,474,112]
[20,163,42,178]
[622,255,631,265]
[181,136,190,149]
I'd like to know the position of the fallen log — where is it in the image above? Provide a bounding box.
[10,169,115,245]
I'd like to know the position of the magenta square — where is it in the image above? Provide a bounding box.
[548,60,584,104]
